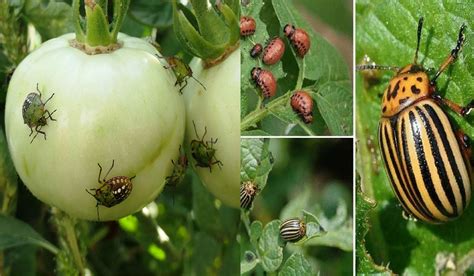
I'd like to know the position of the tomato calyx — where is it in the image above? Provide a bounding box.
[72,0,130,53]
[173,0,239,67]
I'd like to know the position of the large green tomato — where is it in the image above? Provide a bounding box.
[5,33,185,221]
[184,48,240,208]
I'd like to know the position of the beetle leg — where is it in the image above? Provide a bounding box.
[29,127,33,137]
[455,130,472,165]
[433,95,474,117]
[45,109,57,121]
[431,23,466,85]
[103,160,115,181]
[97,163,103,183]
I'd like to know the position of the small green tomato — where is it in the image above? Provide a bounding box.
[22,84,57,143]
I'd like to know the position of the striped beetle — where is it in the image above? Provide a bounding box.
[86,160,135,221]
[279,218,306,242]
[357,18,474,223]
[240,181,259,210]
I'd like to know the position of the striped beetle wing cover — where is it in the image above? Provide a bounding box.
[379,99,472,223]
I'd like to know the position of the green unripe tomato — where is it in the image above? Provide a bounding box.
[5,33,185,221]
[184,48,240,208]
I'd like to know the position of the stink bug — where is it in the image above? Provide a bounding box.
[240,181,259,210]
[279,218,306,242]
[283,24,311,57]
[156,55,206,94]
[251,67,277,99]
[290,91,314,124]
[190,121,223,172]
[22,83,57,143]
[86,160,135,221]
[165,146,188,188]
[357,18,474,223]
[240,16,256,37]
[263,37,285,65]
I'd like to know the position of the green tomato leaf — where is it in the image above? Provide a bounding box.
[0,214,58,254]
[250,220,263,244]
[357,1,474,274]
[355,178,392,274]
[315,80,353,135]
[192,176,222,235]
[241,250,258,274]
[278,252,313,276]
[257,220,283,272]
[23,0,73,40]
[186,231,221,275]
[240,138,274,190]
[128,0,173,28]
[302,210,325,240]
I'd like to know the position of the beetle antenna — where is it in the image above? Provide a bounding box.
[192,120,199,139]
[43,93,55,105]
[414,17,424,64]
[191,76,207,91]
[97,163,103,183]
[356,64,400,71]
[431,23,467,85]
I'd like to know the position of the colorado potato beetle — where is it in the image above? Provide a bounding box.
[279,218,306,242]
[290,90,314,124]
[86,160,135,221]
[240,181,259,210]
[240,16,256,37]
[250,43,263,58]
[283,24,311,57]
[22,83,57,143]
[251,67,277,98]
[190,121,223,172]
[357,18,474,224]
[262,37,285,65]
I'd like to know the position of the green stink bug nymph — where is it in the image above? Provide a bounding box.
[156,55,206,94]
[22,83,57,143]
[190,121,223,172]
[86,160,135,221]
[165,146,188,188]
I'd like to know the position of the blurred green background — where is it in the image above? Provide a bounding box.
[240,138,353,275]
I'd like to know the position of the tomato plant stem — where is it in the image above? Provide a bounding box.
[296,59,305,90]
[241,92,291,131]
[241,211,263,261]
[53,208,87,274]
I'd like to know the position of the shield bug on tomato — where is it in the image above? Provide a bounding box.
[263,37,285,65]
[251,67,277,99]
[283,24,311,57]
[290,90,314,124]
[240,181,259,210]
[22,83,57,143]
[250,43,263,58]
[156,55,206,94]
[357,17,474,223]
[165,146,188,188]
[86,160,135,221]
[280,218,306,242]
[190,121,223,172]
[240,16,256,37]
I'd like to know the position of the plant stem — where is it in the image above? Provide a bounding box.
[52,208,87,275]
[241,92,291,131]
[295,59,305,90]
[241,211,262,261]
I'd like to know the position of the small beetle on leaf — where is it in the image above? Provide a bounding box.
[22,83,57,143]
[190,121,223,172]
[86,160,135,221]
[156,55,206,94]
[165,145,188,188]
